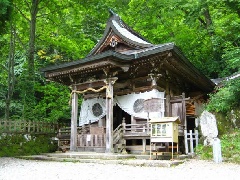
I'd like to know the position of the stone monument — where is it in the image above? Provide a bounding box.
[199,110,218,145]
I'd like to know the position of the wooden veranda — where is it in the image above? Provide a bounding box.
[58,120,151,153]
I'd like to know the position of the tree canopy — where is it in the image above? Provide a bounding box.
[0,0,239,122]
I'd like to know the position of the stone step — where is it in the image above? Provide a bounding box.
[19,153,185,167]
[45,152,136,160]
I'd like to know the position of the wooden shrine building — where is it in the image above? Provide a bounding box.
[41,10,215,154]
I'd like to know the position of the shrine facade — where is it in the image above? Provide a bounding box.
[42,10,215,154]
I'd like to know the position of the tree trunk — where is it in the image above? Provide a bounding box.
[23,0,39,119]
[5,23,16,120]
[202,3,224,78]
[28,0,39,81]
[203,5,214,37]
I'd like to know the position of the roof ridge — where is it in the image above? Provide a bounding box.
[87,10,152,57]
[108,10,150,43]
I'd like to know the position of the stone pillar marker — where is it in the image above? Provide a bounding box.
[105,77,117,153]
[213,137,222,163]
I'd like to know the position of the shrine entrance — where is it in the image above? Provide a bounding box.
[113,104,130,130]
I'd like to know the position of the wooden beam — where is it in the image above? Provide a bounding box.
[107,60,130,72]
[114,86,164,96]
[65,72,158,93]
[170,97,190,103]
[114,80,131,89]
[83,93,105,99]
[46,61,110,78]
[75,80,106,91]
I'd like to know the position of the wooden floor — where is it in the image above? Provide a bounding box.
[124,133,150,139]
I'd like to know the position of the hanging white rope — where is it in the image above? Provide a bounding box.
[71,86,107,94]
[69,86,107,105]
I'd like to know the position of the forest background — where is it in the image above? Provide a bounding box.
[0,0,239,130]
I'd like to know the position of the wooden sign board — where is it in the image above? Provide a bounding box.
[144,98,163,113]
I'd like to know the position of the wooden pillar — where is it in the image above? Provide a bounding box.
[182,92,187,129]
[142,138,146,154]
[98,118,104,127]
[131,115,136,132]
[70,87,78,151]
[105,77,117,153]
[184,129,189,154]
[166,94,170,117]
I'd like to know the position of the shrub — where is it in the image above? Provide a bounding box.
[206,78,240,114]
[195,130,240,164]
[195,144,213,160]
[221,130,240,163]
[0,134,57,157]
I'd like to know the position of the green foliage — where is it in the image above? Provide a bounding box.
[0,0,12,33]
[0,100,23,118]
[195,144,213,160]
[221,130,240,163]
[206,78,240,113]
[33,82,71,123]
[124,0,240,78]
[196,130,240,164]
[224,46,240,72]
[215,112,233,136]
[0,0,239,122]
[0,134,57,157]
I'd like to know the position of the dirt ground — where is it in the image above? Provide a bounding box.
[0,157,240,180]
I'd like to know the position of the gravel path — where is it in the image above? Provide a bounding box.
[0,158,240,180]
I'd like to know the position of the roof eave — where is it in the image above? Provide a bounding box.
[41,50,135,73]
[172,46,215,91]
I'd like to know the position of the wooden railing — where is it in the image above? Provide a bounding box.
[77,134,106,147]
[113,124,123,144]
[54,122,192,154]
[0,119,67,134]
[57,125,89,138]
[57,125,106,150]
[123,123,150,135]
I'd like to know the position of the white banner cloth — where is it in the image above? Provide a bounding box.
[79,98,106,126]
[115,89,165,119]
[79,89,165,126]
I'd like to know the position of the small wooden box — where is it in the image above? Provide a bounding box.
[150,117,180,143]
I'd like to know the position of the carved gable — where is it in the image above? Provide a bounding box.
[88,10,153,57]
[98,32,141,54]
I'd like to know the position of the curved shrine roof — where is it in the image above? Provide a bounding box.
[41,10,215,94]
[87,11,153,56]
[111,20,151,46]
